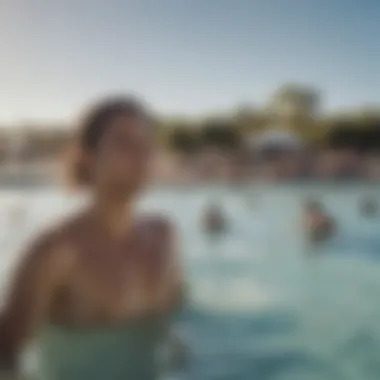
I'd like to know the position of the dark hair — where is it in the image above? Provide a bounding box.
[67,95,152,187]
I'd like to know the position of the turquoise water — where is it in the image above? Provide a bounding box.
[1,185,380,379]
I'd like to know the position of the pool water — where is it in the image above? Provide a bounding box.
[1,184,380,380]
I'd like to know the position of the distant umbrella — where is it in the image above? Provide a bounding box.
[247,129,305,152]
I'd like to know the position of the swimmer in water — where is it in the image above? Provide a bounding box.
[0,97,187,380]
[304,200,336,244]
[202,202,227,236]
[359,196,378,217]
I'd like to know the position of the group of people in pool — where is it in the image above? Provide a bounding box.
[200,195,379,246]
[200,198,336,244]
[0,96,188,380]
[201,200,336,244]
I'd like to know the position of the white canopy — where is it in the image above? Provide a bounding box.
[247,129,305,151]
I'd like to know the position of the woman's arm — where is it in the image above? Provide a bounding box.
[0,231,73,372]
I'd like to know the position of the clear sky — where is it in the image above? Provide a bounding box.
[0,0,379,124]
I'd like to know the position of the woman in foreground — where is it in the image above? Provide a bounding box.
[0,97,186,380]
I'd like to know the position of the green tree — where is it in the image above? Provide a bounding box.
[269,84,320,122]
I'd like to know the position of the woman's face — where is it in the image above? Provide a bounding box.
[92,114,153,196]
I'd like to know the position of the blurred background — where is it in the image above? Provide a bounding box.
[2,1,380,379]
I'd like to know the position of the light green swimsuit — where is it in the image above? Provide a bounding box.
[36,295,186,380]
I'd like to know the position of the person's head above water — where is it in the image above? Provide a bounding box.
[305,199,324,213]
[68,95,154,198]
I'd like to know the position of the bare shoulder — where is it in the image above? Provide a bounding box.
[22,213,83,269]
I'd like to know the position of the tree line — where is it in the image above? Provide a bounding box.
[1,84,380,162]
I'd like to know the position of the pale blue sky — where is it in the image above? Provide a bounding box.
[0,0,379,123]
